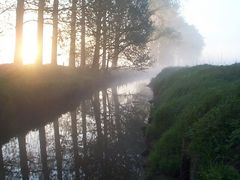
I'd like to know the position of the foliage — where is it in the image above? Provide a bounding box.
[200,164,240,180]
[146,64,240,179]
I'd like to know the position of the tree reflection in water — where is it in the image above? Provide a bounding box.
[0,80,152,179]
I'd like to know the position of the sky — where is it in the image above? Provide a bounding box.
[1,0,240,65]
[180,0,240,64]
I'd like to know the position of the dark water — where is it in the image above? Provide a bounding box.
[0,79,152,179]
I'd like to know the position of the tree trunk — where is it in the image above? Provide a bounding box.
[69,0,78,68]
[92,92,103,153]
[81,101,87,156]
[102,89,109,178]
[36,0,45,65]
[92,92,104,176]
[106,91,114,136]
[92,1,102,70]
[18,135,29,180]
[102,90,108,147]
[51,0,59,65]
[101,6,107,70]
[92,23,101,70]
[112,2,121,68]
[80,0,86,68]
[71,111,80,179]
[54,119,62,180]
[81,101,88,176]
[112,87,121,137]
[112,32,120,68]
[39,126,49,179]
[14,0,24,65]
[0,146,4,179]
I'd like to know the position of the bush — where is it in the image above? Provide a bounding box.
[148,125,182,177]
[200,164,240,180]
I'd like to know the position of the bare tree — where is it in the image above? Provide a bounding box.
[80,0,86,68]
[112,87,121,137]
[11,0,153,68]
[71,111,80,179]
[81,101,87,156]
[39,126,49,179]
[101,1,108,70]
[0,146,4,179]
[92,0,103,70]
[14,0,25,65]
[18,135,29,180]
[69,0,78,68]
[54,119,62,180]
[36,0,45,65]
[92,92,103,153]
[51,0,59,65]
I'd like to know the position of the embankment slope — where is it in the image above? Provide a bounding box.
[146,64,240,179]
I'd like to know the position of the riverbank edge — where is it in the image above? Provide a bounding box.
[144,63,240,179]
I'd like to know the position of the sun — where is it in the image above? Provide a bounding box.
[22,23,37,64]
[22,22,52,65]
[0,20,53,65]
[0,16,53,65]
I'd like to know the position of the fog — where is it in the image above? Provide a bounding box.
[149,0,205,69]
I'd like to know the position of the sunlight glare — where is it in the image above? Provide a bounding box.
[23,23,37,64]
[22,22,53,64]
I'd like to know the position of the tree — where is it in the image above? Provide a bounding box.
[112,87,121,137]
[87,0,152,70]
[51,0,59,65]
[0,146,4,179]
[112,0,153,68]
[111,0,122,68]
[36,0,45,65]
[39,126,49,179]
[14,0,25,65]
[0,1,15,36]
[11,0,154,68]
[92,92,103,154]
[102,89,108,155]
[91,0,103,70]
[18,135,29,180]
[71,111,80,179]
[54,119,62,179]
[81,101,87,156]
[80,0,86,68]
[149,10,204,67]
[69,0,78,68]
[100,0,111,70]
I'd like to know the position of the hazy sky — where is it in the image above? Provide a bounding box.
[1,0,240,65]
[180,0,240,63]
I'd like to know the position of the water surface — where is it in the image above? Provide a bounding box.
[0,79,153,179]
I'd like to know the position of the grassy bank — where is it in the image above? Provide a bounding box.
[146,64,240,179]
[0,64,111,143]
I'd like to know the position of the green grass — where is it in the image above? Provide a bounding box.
[146,64,240,179]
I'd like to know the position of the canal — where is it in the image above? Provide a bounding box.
[0,78,153,179]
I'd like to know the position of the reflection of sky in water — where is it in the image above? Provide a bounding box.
[118,79,149,94]
[1,79,152,179]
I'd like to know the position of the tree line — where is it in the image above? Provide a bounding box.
[13,0,154,70]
